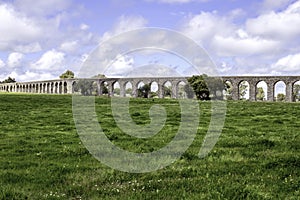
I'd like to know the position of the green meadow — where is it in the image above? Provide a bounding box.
[0,94,299,199]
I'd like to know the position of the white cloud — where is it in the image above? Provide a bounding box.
[7,52,24,68]
[14,0,72,17]
[0,4,41,49]
[272,53,300,72]
[14,42,42,53]
[31,49,65,70]
[181,12,280,57]
[218,62,232,73]
[3,70,57,82]
[0,1,98,81]
[104,54,134,76]
[212,35,279,57]
[246,1,300,40]
[60,41,79,53]
[101,15,148,41]
[0,59,5,68]
[80,23,90,31]
[179,6,300,75]
[80,54,89,63]
[0,1,93,54]
[260,0,293,12]
[181,12,235,45]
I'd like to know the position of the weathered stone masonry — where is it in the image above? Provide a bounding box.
[0,76,300,102]
[222,76,300,102]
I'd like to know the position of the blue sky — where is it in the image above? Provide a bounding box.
[0,0,300,81]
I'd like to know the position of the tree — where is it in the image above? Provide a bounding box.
[256,87,265,101]
[224,82,233,100]
[206,76,226,100]
[73,79,93,96]
[277,93,285,102]
[150,91,158,98]
[102,85,108,95]
[114,88,120,96]
[184,84,194,99]
[60,70,74,79]
[239,81,248,100]
[126,88,132,96]
[92,74,106,78]
[187,75,211,100]
[293,84,300,101]
[138,84,150,98]
[187,75,226,100]
[1,77,16,83]
[163,86,172,97]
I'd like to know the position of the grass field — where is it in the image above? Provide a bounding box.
[0,93,299,199]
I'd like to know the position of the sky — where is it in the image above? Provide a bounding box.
[1,0,300,82]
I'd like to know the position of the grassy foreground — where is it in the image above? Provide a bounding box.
[0,94,299,199]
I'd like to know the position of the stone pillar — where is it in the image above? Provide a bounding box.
[43,84,46,94]
[249,81,256,101]
[119,82,126,97]
[171,81,178,99]
[286,81,293,102]
[61,83,65,94]
[158,83,164,98]
[50,83,54,94]
[132,82,138,98]
[55,82,58,94]
[108,82,114,97]
[57,82,60,94]
[66,80,73,94]
[267,81,274,102]
[231,81,239,100]
[59,83,62,94]
[96,81,102,96]
[52,83,55,94]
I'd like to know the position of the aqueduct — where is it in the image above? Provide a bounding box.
[0,76,300,102]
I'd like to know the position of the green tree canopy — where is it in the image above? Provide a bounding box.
[224,82,233,100]
[184,84,194,99]
[277,93,285,102]
[293,84,300,101]
[187,75,209,100]
[138,84,151,98]
[256,87,265,101]
[73,79,95,96]
[60,70,74,79]
[1,77,16,83]
[163,86,172,97]
[187,75,226,100]
[239,81,248,100]
[91,74,106,78]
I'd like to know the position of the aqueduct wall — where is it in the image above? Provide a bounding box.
[0,76,300,102]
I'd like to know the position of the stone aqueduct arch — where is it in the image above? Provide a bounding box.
[223,76,300,102]
[0,76,299,102]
